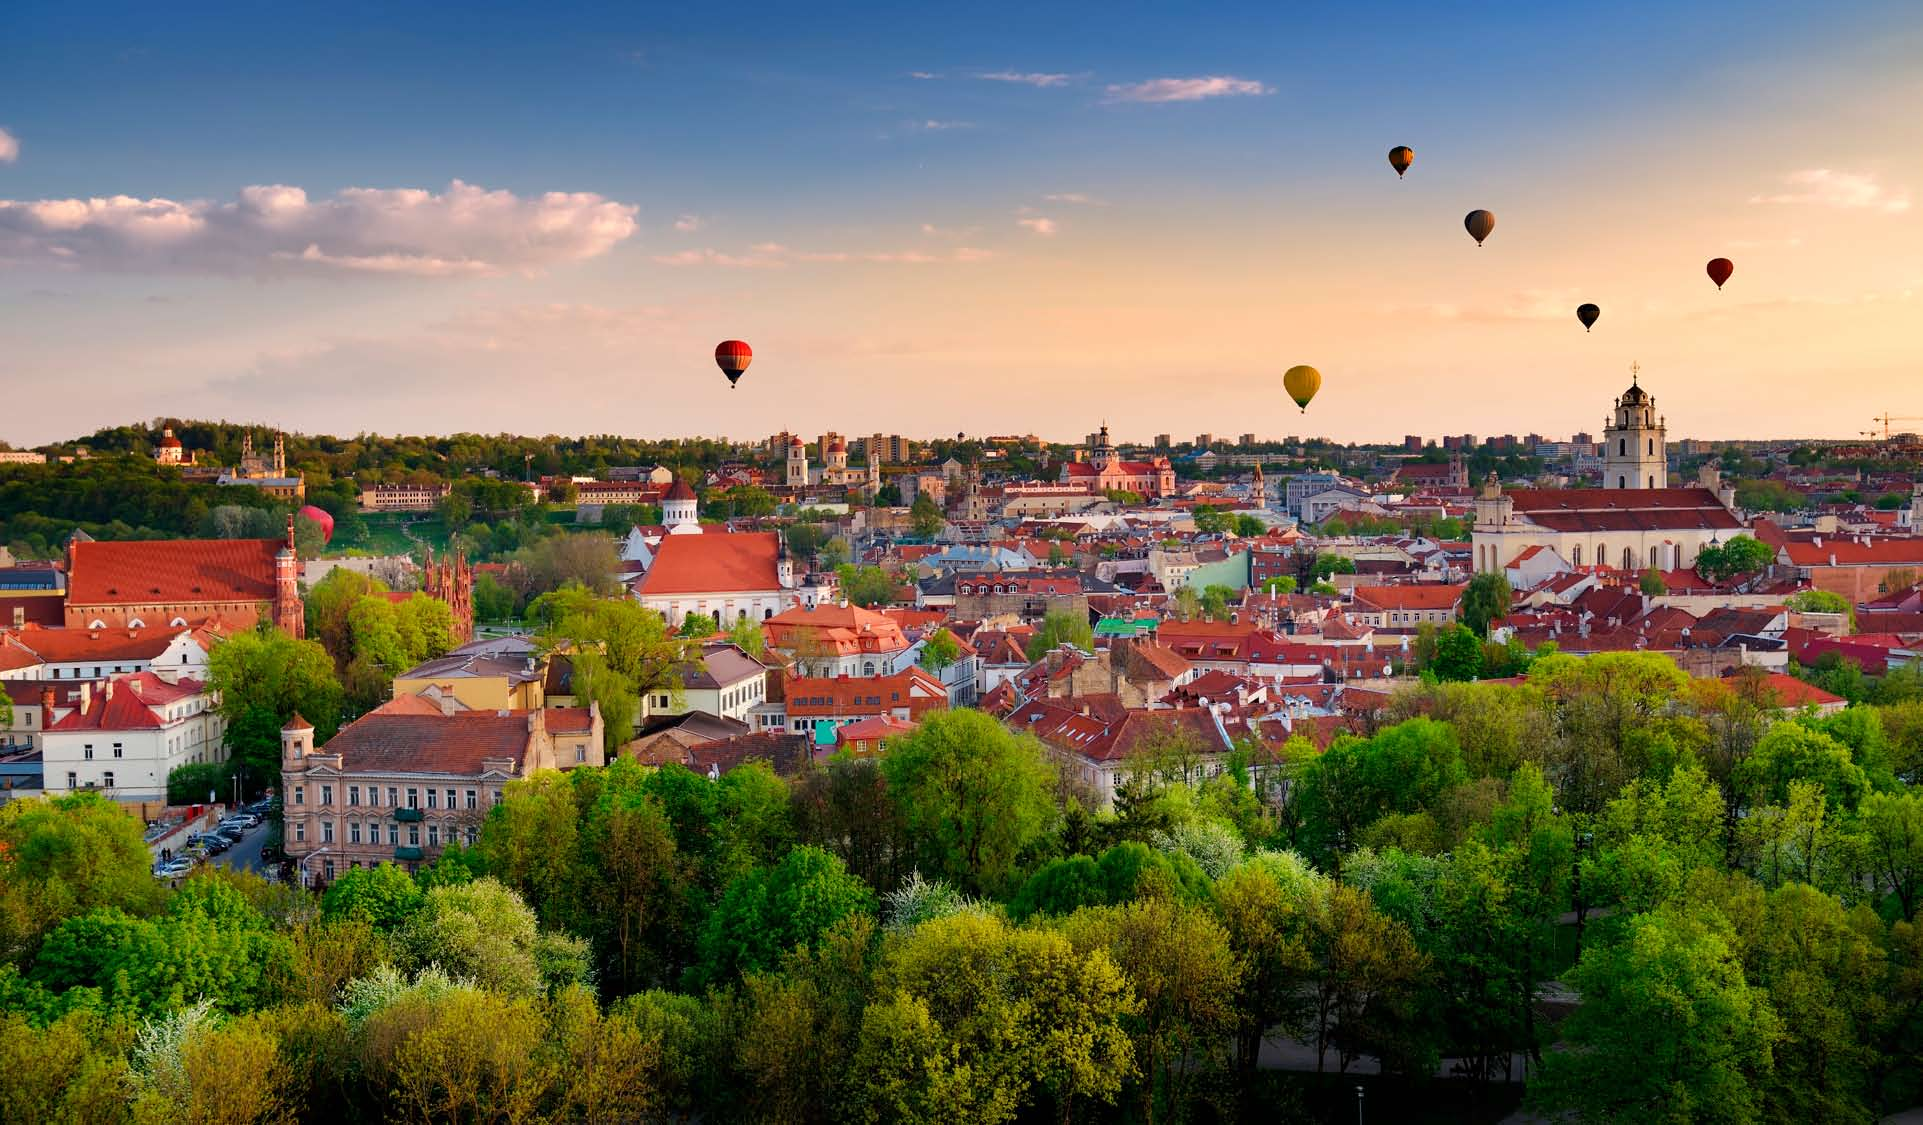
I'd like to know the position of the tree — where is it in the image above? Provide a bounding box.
[1459,571,1512,638]
[1862,789,1923,919]
[1232,514,1266,538]
[473,572,517,622]
[1192,506,1229,535]
[1695,535,1776,581]
[1060,899,1241,1121]
[1787,589,1853,630]
[1026,609,1093,661]
[391,877,557,998]
[836,564,899,608]
[1261,576,1297,596]
[1311,554,1357,582]
[850,911,1136,1124]
[678,611,718,638]
[909,494,944,539]
[1200,584,1235,621]
[1640,568,1667,596]
[1215,852,1323,1078]
[791,755,910,892]
[320,862,425,930]
[1528,907,1780,1123]
[881,710,1056,894]
[1430,623,1485,682]
[728,615,766,657]
[206,626,343,748]
[0,792,166,962]
[918,628,962,672]
[534,586,696,752]
[1305,882,1428,1073]
[694,846,874,986]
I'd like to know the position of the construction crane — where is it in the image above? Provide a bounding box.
[1871,413,1923,440]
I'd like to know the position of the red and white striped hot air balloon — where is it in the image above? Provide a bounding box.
[715,340,753,388]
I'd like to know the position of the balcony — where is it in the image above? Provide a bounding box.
[394,846,424,862]
[393,807,424,822]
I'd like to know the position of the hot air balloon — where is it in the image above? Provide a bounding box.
[1577,303,1600,332]
[1706,258,1733,290]
[1464,210,1495,246]
[714,340,753,388]
[1388,146,1414,178]
[1283,365,1322,413]
[296,504,334,545]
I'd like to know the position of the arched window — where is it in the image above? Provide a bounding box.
[1617,476,1627,488]
[863,662,875,676]
[1618,438,1626,456]
[1650,546,1661,568]
[1595,544,1607,569]
[1622,547,1634,571]
[1648,475,1655,489]
[1647,438,1654,456]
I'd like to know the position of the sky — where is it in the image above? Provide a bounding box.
[2,0,1920,448]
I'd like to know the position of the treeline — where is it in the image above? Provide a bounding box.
[3,656,1923,1122]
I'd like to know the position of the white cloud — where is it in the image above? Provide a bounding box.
[654,242,994,267]
[978,71,1070,87]
[1750,169,1910,213]
[1043,192,1105,206]
[0,128,18,164]
[673,213,703,232]
[908,71,941,80]
[1018,216,1058,236]
[0,179,639,276]
[1103,76,1271,103]
[914,120,974,131]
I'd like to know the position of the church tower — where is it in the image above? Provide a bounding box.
[273,515,305,638]
[1602,363,1667,490]
[786,437,810,489]
[1250,463,1267,510]
[662,478,699,534]
[1091,422,1116,470]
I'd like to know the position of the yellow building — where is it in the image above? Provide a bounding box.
[391,637,546,712]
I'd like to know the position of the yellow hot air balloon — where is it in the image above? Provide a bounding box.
[1283,365,1322,413]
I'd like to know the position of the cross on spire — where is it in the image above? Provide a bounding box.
[1629,360,1641,386]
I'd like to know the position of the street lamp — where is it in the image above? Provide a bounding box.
[1355,1084,1365,1125]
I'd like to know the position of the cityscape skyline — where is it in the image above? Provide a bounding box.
[3,1,1921,446]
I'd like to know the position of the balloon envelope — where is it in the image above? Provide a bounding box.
[296,504,334,544]
[1283,365,1322,413]
[1576,303,1600,332]
[714,340,753,387]
[1706,258,1734,290]
[1464,210,1496,246]
[1388,146,1414,178]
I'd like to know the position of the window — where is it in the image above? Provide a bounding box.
[322,820,334,844]
[492,790,504,806]
[294,821,306,843]
[320,785,333,806]
[1617,438,1626,456]
[406,787,419,809]
[387,824,399,845]
[1648,475,1655,489]
[465,789,477,810]
[1617,476,1626,489]
[426,788,438,809]
[112,742,123,759]
[427,823,440,847]
[293,785,305,806]
[466,826,478,845]
[350,822,362,844]
[445,789,455,809]
[103,771,114,788]
[408,825,420,846]
[575,745,586,763]
[83,744,94,761]
[349,786,360,806]
[66,771,76,789]
[1647,438,1654,455]
[387,787,398,807]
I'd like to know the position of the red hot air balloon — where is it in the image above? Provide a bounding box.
[296,504,335,545]
[1706,258,1734,290]
[715,340,753,388]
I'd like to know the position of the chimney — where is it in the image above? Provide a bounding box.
[40,685,55,715]
[439,693,458,717]
[102,680,114,702]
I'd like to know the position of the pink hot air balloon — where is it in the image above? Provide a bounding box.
[296,504,335,544]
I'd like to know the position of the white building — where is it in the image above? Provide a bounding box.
[41,672,225,800]
[0,626,210,682]
[630,531,800,626]
[1602,366,1668,490]
[641,642,771,723]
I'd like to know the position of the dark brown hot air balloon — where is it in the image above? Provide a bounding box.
[1577,303,1600,332]
[1706,258,1733,290]
[714,340,752,388]
[1388,146,1414,178]
[1464,209,1495,246]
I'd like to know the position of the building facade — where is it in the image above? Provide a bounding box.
[1602,369,1668,490]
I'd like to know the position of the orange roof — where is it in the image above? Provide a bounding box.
[1780,538,1923,567]
[1350,584,1466,612]
[1727,670,1845,710]
[46,672,207,732]
[67,538,282,607]
[785,668,948,718]
[634,532,781,596]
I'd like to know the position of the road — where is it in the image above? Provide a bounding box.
[212,822,272,875]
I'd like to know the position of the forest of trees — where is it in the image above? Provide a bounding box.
[2,643,1921,1122]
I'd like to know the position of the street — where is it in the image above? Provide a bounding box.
[212,822,272,876]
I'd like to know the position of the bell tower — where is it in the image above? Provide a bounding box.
[1602,362,1667,490]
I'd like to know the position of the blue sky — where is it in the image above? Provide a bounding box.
[3,1,1920,445]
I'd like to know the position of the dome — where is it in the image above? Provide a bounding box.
[159,428,183,449]
[789,436,804,447]
[664,478,696,502]
[1618,383,1651,406]
[828,439,846,453]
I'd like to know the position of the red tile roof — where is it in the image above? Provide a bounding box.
[634,532,781,596]
[320,711,536,774]
[784,668,949,718]
[1780,538,1923,567]
[1727,671,1845,710]
[67,538,281,607]
[46,672,207,731]
[1351,584,1466,612]
[1504,488,1743,533]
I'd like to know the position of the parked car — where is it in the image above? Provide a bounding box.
[154,858,196,879]
[189,834,230,854]
[222,813,261,829]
